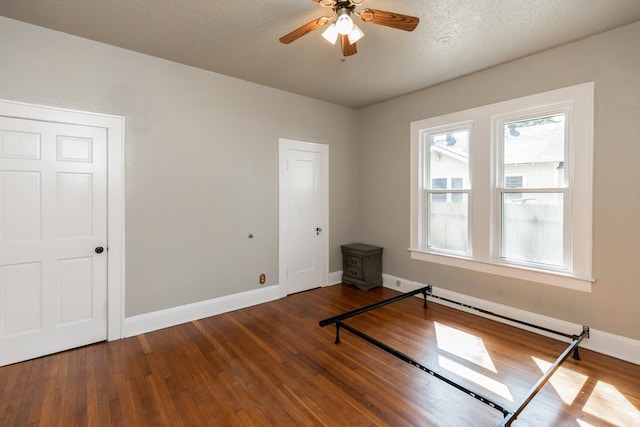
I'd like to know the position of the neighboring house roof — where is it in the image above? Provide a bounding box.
[431,121,564,165]
[432,144,469,163]
[430,130,469,162]
[504,122,564,164]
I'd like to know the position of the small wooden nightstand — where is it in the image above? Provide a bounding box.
[341,243,383,291]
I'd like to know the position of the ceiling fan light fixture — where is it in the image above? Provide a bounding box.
[335,9,354,35]
[348,24,364,44]
[279,3,420,58]
[321,23,339,44]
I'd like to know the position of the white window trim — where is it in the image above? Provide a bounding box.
[410,83,594,292]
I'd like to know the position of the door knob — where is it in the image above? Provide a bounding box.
[95,246,104,254]
[316,227,322,235]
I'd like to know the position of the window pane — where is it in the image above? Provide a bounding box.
[504,175,523,200]
[504,176,523,188]
[431,178,447,202]
[428,193,468,253]
[432,177,447,189]
[503,115,565,189]
[501,193,563,267]
[451,177,463,203]
[429,130,470,189]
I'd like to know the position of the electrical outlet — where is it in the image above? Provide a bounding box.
[259,274,266,285]
[396,280,402,287]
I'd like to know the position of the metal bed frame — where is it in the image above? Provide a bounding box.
[319,285,590,427]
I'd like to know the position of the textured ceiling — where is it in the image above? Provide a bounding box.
[1,0,640,109]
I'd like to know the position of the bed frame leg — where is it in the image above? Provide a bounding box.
[335,321,341,344]
[572,326,590,360]
[572,347,581,360]
[422,285,431,309]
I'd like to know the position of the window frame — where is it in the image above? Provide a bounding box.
[410,83,594,292]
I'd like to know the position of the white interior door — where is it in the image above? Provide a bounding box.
[0,116,107,366]
[279,139,328,295]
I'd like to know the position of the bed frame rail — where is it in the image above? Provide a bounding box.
[319,286,589,426]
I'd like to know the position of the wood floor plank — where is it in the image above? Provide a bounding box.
[1,285,640,426]
[13,357,41,426]
[86,343,112,427]
[1,360,31,426]
[20,356,48,425]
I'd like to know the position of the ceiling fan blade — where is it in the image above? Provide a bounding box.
[279,17,329,44]
[360,8,419,32]
[340,35,357,57]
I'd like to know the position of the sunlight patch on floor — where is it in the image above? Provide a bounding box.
[533,356,640,426]
[438,355,514,401]
[434,322,496,372]
[575,420,597,427]
[584,380,640,426]
[532,357,587,405]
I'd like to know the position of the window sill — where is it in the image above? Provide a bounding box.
[408,249,594,292]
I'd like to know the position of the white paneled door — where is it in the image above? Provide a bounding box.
[0,117,107,366]
[279,139,328,295]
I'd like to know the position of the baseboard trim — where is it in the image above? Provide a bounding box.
[123,285,282,337]
[328,270,343,286]
[122,274,639,366]
[382,273,640,366]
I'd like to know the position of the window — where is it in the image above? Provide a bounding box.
[498,114,566,267]
[424,127,471,254]
[410,83,594,291]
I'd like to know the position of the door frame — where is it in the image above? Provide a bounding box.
[278,138,329,297]
[0,98,125,341]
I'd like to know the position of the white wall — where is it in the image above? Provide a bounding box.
[0,16,361,317]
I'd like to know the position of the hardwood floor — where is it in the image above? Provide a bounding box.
[1,285,639,426]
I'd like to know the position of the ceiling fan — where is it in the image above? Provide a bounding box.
[279,0,419,59]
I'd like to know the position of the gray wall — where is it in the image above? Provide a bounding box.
[0,17,360,317]
[2,16,639,341]
[358,22,640,340]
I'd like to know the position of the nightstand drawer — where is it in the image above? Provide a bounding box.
[345,255,363,268]
[345,267,363,279]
